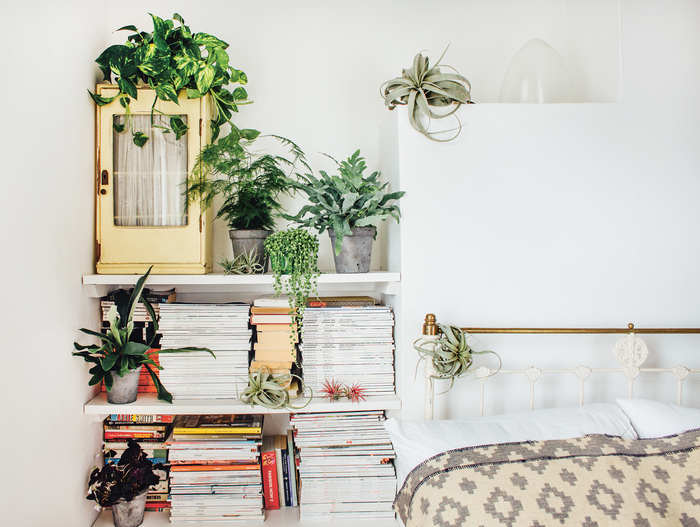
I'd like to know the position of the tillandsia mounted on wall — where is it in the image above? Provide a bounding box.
[89,13,250,146]
[380,47,473,142]
[413,323,500,392]
[239,366,311,410]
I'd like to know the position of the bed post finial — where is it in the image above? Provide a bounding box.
[423,314,438,336]
[628,323,635,330]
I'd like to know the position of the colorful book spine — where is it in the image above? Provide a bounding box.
[261,450,280,510]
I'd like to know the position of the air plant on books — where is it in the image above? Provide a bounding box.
[413,323,501,393]
[72,266,215,403]
[320,379,367,403]
[240,365,311,410]
[86,440,163,509]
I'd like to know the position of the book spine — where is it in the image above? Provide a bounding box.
[108,414,173,423]
[261,451,280,510]
[281,446,291,507]
[171,427,262,435]
[275,443,285,508]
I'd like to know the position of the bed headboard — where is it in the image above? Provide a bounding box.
[418,314,700,420]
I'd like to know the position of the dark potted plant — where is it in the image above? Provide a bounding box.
[87,440,162,527]
[263,227,320,324]
[283,150,405,273]
[187,132,308,273]
[73,267,214,403]
[88,13,249,147]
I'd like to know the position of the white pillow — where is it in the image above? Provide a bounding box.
[385,403,637,487]
[615,398,700,438]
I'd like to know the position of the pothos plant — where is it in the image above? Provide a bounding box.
[413,323,501,393]
[88,13,250,147]
[283,150,404,255]
[264,227,320,325]
[72,266,214,403]
[87,440,162,509]
[380,47,472,142]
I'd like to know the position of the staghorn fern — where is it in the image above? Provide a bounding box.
[381,47,473,142]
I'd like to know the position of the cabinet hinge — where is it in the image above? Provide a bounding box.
[199,215,202,233]
[96,242,101,262]
[199,118,202,136]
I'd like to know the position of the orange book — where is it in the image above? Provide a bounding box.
[170,464,260,472]
[251,306,296,315]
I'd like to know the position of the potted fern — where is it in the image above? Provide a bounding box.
[264,227,320,324]
[73,267,214,403]
[284,150,405,273]
[187,132,308,273]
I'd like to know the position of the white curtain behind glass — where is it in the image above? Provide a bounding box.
[113,115,188,226]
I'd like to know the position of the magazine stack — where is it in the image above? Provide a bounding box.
[157,303,252,399]
[291,411,397,522]
[166,414,265,522]
[300,305,395,396]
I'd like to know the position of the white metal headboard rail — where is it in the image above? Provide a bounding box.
[420,314,700,420]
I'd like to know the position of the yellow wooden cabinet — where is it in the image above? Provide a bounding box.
[95,85,213,274]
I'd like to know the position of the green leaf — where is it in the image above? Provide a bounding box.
[100,352,119,372]
[122,341,150,356]
[195,63,216,94]
[136,43,171,76]
[87,90,117,107]
[155,82,179,104]
[170,116,189,140]
[186,87,203,99]
[232,87,248,101]
[143,363,173,403]
[116,25,139,32]
[193,32,228,49]
[133,131,148,147]
[117,77,138,100]
[79,327,115,345]
[113,122,125,133]
[108,46,137,78]
[173,54,198,77]
[239,128,260,141]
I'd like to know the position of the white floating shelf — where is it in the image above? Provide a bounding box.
[82,271,400,297]
[93,507,399,527]
[84,393,401,422]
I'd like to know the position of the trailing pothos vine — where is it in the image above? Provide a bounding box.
[89,13,250,147]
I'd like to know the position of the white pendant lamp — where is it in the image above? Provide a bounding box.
[499,38,576,103]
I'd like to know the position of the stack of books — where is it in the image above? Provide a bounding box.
[166,414,265,522]
[260,432,299,511]
[300,303,395,396]
[157,303,252,399]
[291,411,397,522]
[250,297,299,395]
[102,414,172,511]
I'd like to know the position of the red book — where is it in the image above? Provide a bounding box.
[261,437,280,510]
[170,464,260,472]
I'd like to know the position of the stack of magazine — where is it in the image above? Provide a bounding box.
[157,303,251,399]
[166,414,264,522]
[291,411,397,522]
[300,305,395,396]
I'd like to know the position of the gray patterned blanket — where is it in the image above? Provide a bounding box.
[394,429,700,526]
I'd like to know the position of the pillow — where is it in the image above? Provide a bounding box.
[616,398,700,438]
[385,403,637,487]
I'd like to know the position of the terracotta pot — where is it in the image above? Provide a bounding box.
[229,229,272,273]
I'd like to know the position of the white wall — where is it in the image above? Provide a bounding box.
[0,0,697,525]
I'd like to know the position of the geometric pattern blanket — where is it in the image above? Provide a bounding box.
[394,429,700,527]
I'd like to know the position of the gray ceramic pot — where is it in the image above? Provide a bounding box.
[106,366,142,404]
[229,229,273,273]
[111,488,148,527]
[329,226,376,273]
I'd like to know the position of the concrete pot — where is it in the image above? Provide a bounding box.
[329,227,375,273]
[106,365,142,404]
[111,488,148,527]
[229,229,272,273]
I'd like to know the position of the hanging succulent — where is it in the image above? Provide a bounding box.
[380,48,473,142]
[413,323,500,392]
[239,366,311,410]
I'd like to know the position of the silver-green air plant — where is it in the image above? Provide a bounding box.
[218,247,264,275]
[239,366,311,410]
[413,323,500,392]
[380,48,472,142]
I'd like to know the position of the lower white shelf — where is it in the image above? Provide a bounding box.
[92,507,400,526]
[84,393,402,422]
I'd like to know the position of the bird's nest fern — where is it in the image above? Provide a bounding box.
[381,48,472,142]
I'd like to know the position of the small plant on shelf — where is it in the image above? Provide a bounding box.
[86,440,162,526]
[264,227,320,324]
[218,247,264,275]
[72,266,214,403]
[88,13,250,146]
[320,379,367,403]
[240,366,310,410]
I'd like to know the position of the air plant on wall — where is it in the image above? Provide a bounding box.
[380,47,473,142]
[413,323,500,392]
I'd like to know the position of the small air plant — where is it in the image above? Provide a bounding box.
[320,379,367,403]
[240,366,310,410]
[219,247,264,275]
[413,323,500,392]
[380,47,473,142]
